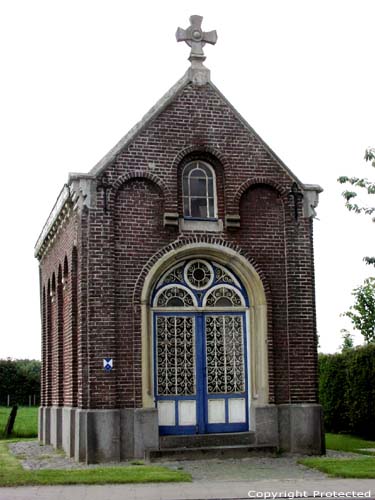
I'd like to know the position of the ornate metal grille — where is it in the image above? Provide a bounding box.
[205,315,244,394]
[215,267,236,286]
[205,286,243,307]
[162,265,185,285]
[185,260,213,289]
[156,286,195,307]
[156,316,196,396]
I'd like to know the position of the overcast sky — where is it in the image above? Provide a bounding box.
[1,0,374,360]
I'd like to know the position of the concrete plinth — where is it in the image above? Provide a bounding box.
[254,405,279,446]
[86,410,121,464]
[62,407,76,458]
[120,408,159,459]
[70,408,159,463]
[50,407,63,448]
[39,403,323,463]
[278,404,324,454]
[74,409,87,462]
[41,407,51,445]
[38,407,44,442]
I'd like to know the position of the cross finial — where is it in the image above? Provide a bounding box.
[176,15,218,65]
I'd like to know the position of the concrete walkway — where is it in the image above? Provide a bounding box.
[0,479,374,500]
[3,443,375,500]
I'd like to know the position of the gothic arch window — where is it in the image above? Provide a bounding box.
[182,161,217,219]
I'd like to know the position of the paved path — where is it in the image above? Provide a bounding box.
[0,479,375,500]
[3,442,375,500]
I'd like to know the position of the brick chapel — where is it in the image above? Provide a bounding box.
[35,16,324,463]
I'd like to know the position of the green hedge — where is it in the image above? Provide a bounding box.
[0,359,40,406]
[319,344,375,439]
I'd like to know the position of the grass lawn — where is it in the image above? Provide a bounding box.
[299,433,375,478]
[0,440,191,486]
[0,407,38,438]
[299,456,375,479]
[325,433,375,455]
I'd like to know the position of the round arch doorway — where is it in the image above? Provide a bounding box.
[151,258,250,435]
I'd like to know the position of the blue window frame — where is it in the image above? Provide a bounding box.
[152,259,250,435]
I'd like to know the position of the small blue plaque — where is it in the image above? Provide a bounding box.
[103,358,113,372]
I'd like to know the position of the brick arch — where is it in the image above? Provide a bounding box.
[56,264,64,406]
[41,285,47,406]
[71,246,78,407]
[133,236,271,305]
[137,237,275,408]
[110,171,169,205]
[46,278,52,406]
[234,177,289,209]
[172,144,230,171]
[63,255,69,277]
[172,145,228,218]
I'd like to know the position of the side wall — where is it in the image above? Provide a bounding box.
[38,208,81,456]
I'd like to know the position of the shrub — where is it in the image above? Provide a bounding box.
[0,359,40,406]
[319,344,375,439]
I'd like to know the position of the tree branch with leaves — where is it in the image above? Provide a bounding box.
[343,278,375,344]
[338,147,375,265]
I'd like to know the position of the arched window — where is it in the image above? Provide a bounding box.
[182,161,216,219]
[151,259,249,434]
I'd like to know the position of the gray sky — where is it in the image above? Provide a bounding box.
[1,0,374,359]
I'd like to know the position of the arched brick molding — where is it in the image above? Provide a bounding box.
[133,237,275,412]
[41,286,46,406]
[175,148,226,220]
[233,177,289,213]
[56,265,64,406]
[46,279,52,407]
[133,236,271,303]
[172,144,230,172]
[62,256,70,405]
[109,171,170,210]
[71,246,78,407]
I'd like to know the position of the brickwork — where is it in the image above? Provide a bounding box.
[39,211,81,408]
[37,79,320,415]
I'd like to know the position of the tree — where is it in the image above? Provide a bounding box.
[343,278,375,344]
[338,147,375,265]
[340,329,354,352]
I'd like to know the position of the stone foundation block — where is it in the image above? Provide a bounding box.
[254,405,279,446]
[38,407,44,442]
[120,408,159,459]
[50,407,63,448]
[62,407,76,458]
[42,407,51,445]
[74,409,87,462]
[86,410,120,464]
[278,404,324,454]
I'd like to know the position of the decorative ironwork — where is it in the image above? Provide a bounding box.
[185,260,213,289]
[156,286,195,307]
[205,315,244,394]
[162,264,185,285]
[205,286,243,307]
[215,266,236,286]
[156,316,195,396]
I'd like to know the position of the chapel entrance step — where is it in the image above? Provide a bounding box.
[147,444,277,462]
[159,431,256,449]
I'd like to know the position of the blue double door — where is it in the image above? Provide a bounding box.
[155,311,249,435]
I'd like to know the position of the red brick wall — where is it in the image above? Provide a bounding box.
[39,213,81,407]
[38,80,319,410]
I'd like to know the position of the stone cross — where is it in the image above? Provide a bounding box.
[176,15,217,63]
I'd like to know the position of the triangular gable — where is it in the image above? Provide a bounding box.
[82,72,304,187]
